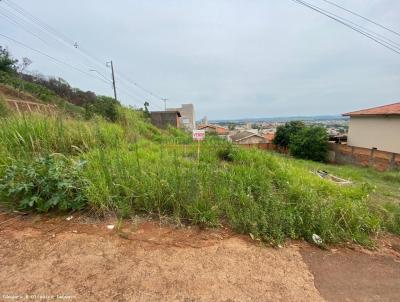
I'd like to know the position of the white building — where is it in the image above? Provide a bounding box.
[343,102,400,154]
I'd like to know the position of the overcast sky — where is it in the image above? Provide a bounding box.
[1,0,399,119]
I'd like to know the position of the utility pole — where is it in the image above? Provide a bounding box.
[106,61,117,101]
[162,98,168,111]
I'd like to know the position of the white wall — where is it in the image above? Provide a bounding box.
[348,116,400,153]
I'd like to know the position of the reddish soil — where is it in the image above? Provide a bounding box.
[0,213,399,302]
[301,237,400,302]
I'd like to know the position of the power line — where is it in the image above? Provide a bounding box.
[0,6,49,46]
[0,33,112,84]
[2,0,170,107]
[0,3,121,82]
[2,0,76,46]
[294,0,400,51]
[0,31,152,109]
[320,0,400,37]
[290,0,400,55]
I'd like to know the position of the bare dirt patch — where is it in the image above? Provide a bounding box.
[0,214,322,302]
[300,237,400,302]
[1,213,400,302]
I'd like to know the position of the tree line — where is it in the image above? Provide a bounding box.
[273,121,329,162]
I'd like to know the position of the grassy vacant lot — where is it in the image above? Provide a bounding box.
[0,106,399,246]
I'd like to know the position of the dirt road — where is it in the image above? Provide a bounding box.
[0,214,399,302]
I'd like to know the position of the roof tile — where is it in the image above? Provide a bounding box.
[343,102,400,116]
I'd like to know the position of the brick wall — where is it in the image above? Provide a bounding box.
[328,143,400,171]
[237,142,399,171]
[237,143,288,153]
[150,111,179,129]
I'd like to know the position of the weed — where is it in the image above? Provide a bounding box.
[0,112,399,245]
[0,155,87,212]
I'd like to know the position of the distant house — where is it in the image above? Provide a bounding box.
[167,104,196,131]
[230,131,267,144]
[263,132,276,143]
[150,111,181,129]
[343,102,400,153]
[198,124,229,135]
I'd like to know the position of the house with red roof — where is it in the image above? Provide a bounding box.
[343,102,400,154]
[198,124,229,135]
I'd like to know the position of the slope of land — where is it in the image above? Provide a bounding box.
[0,103,399,246]
[1,67,399,246]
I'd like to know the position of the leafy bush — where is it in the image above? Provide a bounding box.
[0,46,18,73]
[273,121,305,148]
[217,144,235,162]
[85,95,120,122]
[0,155,87,212]
[289,125,328,162]
[273,121,328,162]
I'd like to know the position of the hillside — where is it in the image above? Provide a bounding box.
[0,71,85,116]
[0,99,399,245]
[0,51,399,245]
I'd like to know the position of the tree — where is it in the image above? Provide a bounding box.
[289,125,328,162]
[93,96,120,122]
[19,57,32,72]
[0,46,18,73]
[273,121,305,148]
[143,101,150,118]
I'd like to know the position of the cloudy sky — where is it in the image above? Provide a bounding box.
[1,0,399,119]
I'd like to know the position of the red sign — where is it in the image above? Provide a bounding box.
[192,130,205,141]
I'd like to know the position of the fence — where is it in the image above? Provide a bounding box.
[236,142,399,171]
[5,99,57,115]
[328,143,400,171]
[237,142,288,153]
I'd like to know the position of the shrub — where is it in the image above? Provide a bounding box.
[0,46,18,73]
[90,95,120,122]
[0,155,88,212]
[289,125,328,162]
[217,144,235,162]
[273,121,305,148]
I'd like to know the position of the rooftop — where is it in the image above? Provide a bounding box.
[198,124,228,130]
[343,102,400,116]
[151,111,181,117]
[230,131,264,142]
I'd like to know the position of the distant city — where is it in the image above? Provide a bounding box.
[200,115,349,139]
[209,114,348,124]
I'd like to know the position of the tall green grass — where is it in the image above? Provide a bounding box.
[0,114,123,158]
[82,144,382,244]
[0,111,399,245]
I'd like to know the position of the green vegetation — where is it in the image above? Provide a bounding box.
[0,95,11,117]
[289,126,328,162]
[274,121,305,148]
[0,47,122,120]
[0,46,398,246]
[274,121,329,162]
[0,109,399,246]
[0,46,18,73]
[0,71,85,116]
[0,155,87,212]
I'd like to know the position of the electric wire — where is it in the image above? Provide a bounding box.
[320,0,400,37]
[291,0,400,55]
[2,0,169,106]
